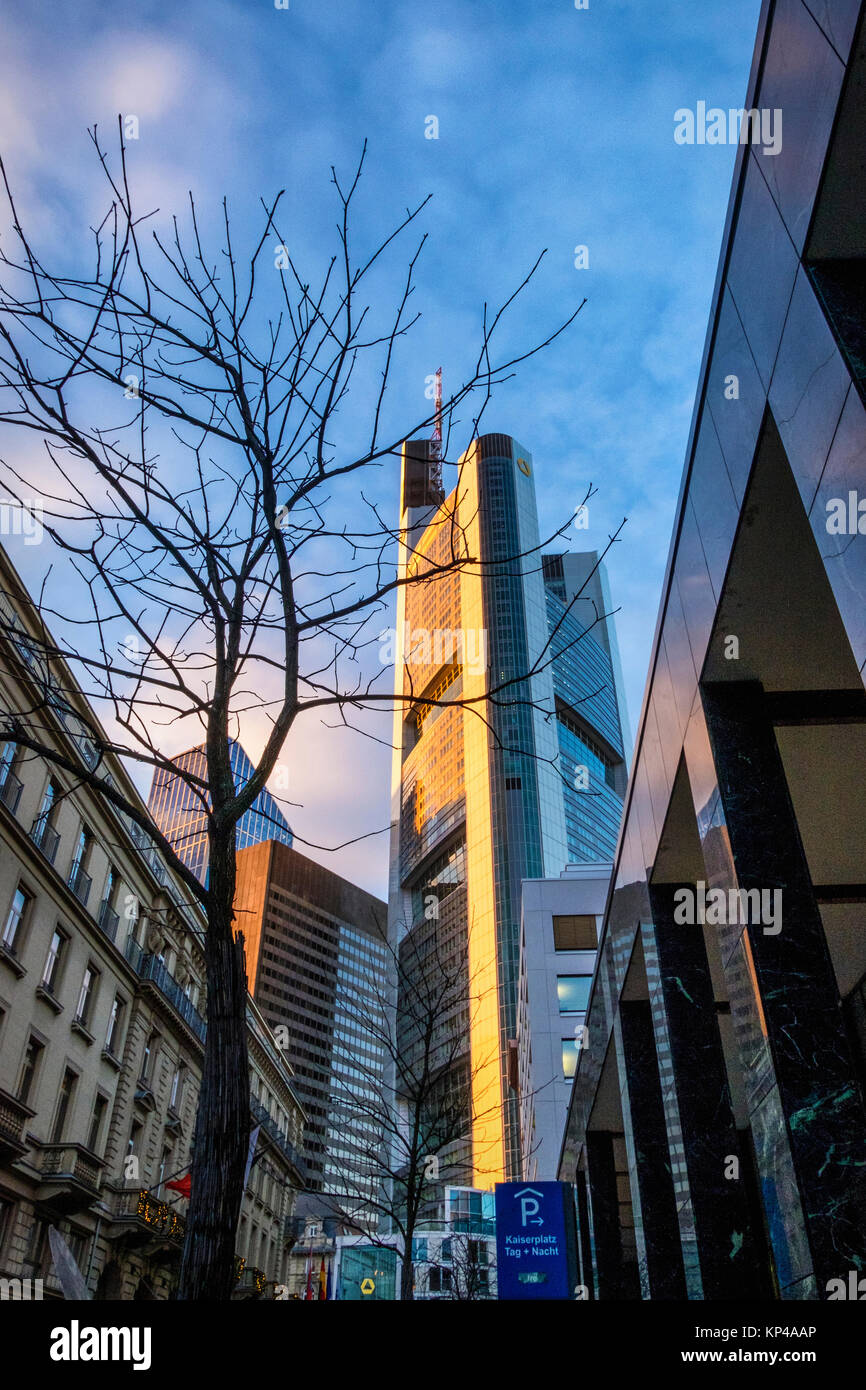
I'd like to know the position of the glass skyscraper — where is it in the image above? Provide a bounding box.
[234,840,389,1211]
[388,434,628,1184]
[148,739,293,884]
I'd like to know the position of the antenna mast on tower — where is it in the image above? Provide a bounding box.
[429,366,443,497]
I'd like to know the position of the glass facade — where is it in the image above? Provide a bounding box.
[148,738,292,884]
[560,1,866,1303]
[389,434,627,1185]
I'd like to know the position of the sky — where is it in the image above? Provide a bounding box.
[0,0,763,897]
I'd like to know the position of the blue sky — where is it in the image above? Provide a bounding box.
[0,0,762,896]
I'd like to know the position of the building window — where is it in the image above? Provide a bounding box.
[74,964,99,1027]
[562,1037,581,1080]
[411,1237,428,1263]
[86,1092,108,1153]
[557,975,592,1014]
[2,885,31,953]
[68,827,94,905]
[51,1067,78,1142]
[0,1196,13,1261]
[169,1063,184,1112]
[552,914,597,951]
[141,1031,159,1084]
[66,1228,88,1271]
[429,1266,451,1293]
[41,926,68,993]
[23,1217,47,1279]
[127,1119,143,1158]
[0,741,22,812]
[17,1034,44,1104]
[104,995,126,1056]
[32,780,61,861]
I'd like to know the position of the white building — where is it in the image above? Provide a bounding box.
[517,863,612,1182]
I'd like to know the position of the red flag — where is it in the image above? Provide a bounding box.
[165,1173,192,1198]
[318,1257,327,1300]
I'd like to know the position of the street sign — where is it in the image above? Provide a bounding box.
[360,1278,375,1296]
[495,1181,578,1300]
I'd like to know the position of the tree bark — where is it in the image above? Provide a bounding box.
[177,838,250,1300]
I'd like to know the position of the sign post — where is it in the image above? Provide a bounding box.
[494,1181,579,1300]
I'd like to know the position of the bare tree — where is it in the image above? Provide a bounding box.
[417,1231,495,1301]
[0,124,609,1299]
[306,915,523,1301]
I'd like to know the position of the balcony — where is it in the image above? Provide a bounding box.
[250,1095,306,1182]
[234,1264,269,1298]
[97,900,119,943]
[109,1187,186,1256]
[30,820,60,865]
[0,1087,35,1163]
[125,937,206,1043]
[0,771,22,815]
[34,1142,104,1214]
[67,864,92,908]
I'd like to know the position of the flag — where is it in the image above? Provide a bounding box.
[165,1172,192,1199]
[318,1256,327,1300]
[304,1258,314,1301]
[48,1226,91,1301]
[325,1263,333,1301]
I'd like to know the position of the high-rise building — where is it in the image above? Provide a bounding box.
[387,434,628,1186]
[234,841,388,1209]
[147,740,292,884]
[560,0,866,1301]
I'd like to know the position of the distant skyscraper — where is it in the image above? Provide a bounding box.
[387,433,628,1185]
[147,738,293,884]
[235,841,388,1208]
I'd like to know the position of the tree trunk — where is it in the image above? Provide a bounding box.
[177,839,250,1300]
[400,1253,415,1301]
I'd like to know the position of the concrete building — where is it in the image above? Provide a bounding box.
[560,0,866,1302]
[387,433,628,1187]
[517,864,611,1182]
[234,840,388,1211]
[0,546,304,1299]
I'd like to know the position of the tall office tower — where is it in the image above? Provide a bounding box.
[234,841,389,1208]
[147,739,292,884]
[542,552,630,862]
[387,434,628,1186]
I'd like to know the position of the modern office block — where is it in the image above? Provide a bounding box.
[148,740,293,885]
[517,863,611,1181]
[235,840,388,1208]
[387,433,628,1185]
[559,0,866,1302]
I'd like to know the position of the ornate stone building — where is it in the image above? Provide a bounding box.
[0,545,305,1299]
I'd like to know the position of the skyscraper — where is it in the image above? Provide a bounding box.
[147,739,292,884]
[235,840,389,1208]
[387,434,628,1185]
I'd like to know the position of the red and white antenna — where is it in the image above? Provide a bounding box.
[429,365,443,495]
